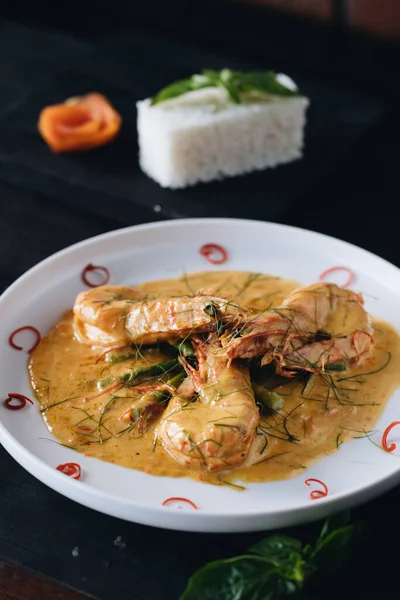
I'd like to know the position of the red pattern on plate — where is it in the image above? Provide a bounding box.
[199,244,228,265]
[56,463,82,480]
[319,266,354,288]
[382,421,400,452]
[9,326,41,353]
[81,263,110,287]
[3,393,34,410]
[162,497,198,509]
[305,478,328,500]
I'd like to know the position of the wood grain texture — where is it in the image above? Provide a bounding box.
[347,0,400,39]
[0,559,97,600]
[230,0,332,20]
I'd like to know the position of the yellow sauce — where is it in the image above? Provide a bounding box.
[29,271,400,487]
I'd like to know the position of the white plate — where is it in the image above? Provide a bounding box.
[1,217,400,533]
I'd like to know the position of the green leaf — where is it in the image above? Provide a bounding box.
[250,535,303,561]
[317,511,351,542]
[240,72,299,98]
[150,79,199,105]
[250,536,312,586]
[180,556,304,600]
[310,520,361,580]
[180,515,360,600]
[220,80,241,104]
[214,68,242,104]
[151,69,301,106]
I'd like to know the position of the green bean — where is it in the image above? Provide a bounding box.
[121,359,180,385]
[106,347,136,364]
[167,372,186,388]
[97,376,114,390]
[173,340,195,357]
[252,383,284,411]
[152,372,187,403]
[325,361,347,372]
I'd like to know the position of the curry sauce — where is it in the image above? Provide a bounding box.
[29,271,400,487]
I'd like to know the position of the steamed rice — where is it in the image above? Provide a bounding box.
[137,86,309,189]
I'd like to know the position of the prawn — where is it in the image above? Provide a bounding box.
[222,283,374,375]
[119,382,176,434]
[73,285,146,347]
[124,295,243,345]
[156,336,259,471]
[74,286,243,347]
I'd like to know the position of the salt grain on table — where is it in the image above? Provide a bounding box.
[113,536,126,549]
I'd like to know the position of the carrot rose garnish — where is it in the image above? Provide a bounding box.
[38,92,122,153]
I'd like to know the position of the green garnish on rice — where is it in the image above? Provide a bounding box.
[151,68,300,105]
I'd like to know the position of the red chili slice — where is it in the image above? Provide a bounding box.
[382,421,400,452]
[199,244,228,265]
[162,497,198,509]
[83,381,122,402]
[9,326,41,353]
[319,266,354,288]
[81,263,110,287]
[56,462,82,479]
[3,393,34,411]
[305,478,328,500]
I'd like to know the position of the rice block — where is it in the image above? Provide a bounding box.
[137,77,309,189]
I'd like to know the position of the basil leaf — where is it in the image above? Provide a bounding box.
[309,523,361,580]
[317,510,351,542]
[150,76,214,105]
[151,69,301,106]
[180,555,304,600]
[150,79,193,105]
[250,535,303,561]
[191,73,214,87]
[240,72,299,97]
[180,514,360,600]
[217,68,242,104]
[220,79,241,104]
[250,536,312,587]
[201,69,241,104]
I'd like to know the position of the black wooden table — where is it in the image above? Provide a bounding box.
[1,5,400,599]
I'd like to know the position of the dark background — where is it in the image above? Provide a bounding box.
[0,1,400,598]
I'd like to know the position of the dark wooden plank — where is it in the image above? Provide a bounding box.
[0,18,388,224]
[0,559,97,600]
